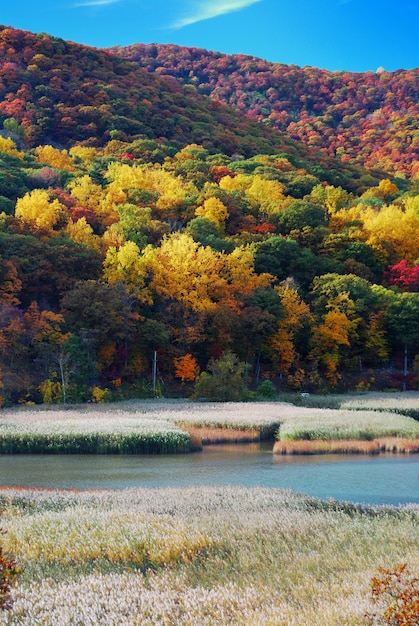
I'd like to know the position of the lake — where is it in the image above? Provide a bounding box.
[1,443,418,506]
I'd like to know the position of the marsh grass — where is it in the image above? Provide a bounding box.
[0,411,190,454]
[277,407,419,442]
[1,397,419,453]
[180,426,262,447]
[0,403,283,453]
[341,392,419,421]
[273,439,382,455]
[0,487,419,625]
[273,437,419,455]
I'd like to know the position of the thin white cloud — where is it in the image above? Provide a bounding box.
[172,0,262,29]
[73,0,120,7]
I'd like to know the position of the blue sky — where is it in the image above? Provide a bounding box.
[1,0,418,72]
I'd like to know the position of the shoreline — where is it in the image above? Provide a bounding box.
[273,436,419,455]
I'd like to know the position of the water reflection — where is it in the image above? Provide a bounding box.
[1,443,418,506]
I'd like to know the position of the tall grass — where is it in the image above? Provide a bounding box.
[341,392,419,421]
[1,396,418,454]
[0,403,284,453]
[0,412,190,454]
[276,407,419,441]
[0,486,419,625]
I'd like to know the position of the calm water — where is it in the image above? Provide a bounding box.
[1,444,418,506]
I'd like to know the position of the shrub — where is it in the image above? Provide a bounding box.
[39,379,62,404]
[0,530,20,610]
[90,386,112,403]
[256,379,277,399]
[191,351,251,401]
[367,563,419,625]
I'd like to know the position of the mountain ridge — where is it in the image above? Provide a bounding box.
[0,25,386,193]
[109,43,419,178]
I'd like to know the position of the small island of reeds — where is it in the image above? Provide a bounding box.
[0,392,418,455]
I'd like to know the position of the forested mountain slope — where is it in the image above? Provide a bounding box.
[0,26,417,404]
[0,25,295,158]
[0,26,388,194]
[110,43,419,177]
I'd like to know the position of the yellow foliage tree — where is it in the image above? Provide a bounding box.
[103,240,151,303]
[220,173,285,216]
[105,162,198,220]
[361,204,419,264]
[15,189,67,230]
[35,145,76,172]
[69,146,98,167]
[0,136,24,159]
[102,223,127,250]
[310,309,352,386]
[195,197,229,227]
[268,285,311,377]
[216,245,272,312]
[310,184,351,214]
[65,217,100,248]
[377,178,399,199]
[246,176,285,215]
[67,175,104,212]
[67,175,118,227]
[144,233,220,313]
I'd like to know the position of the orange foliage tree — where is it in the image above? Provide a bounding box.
[174,353,200,382]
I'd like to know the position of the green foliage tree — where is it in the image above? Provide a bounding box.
[191,351,250,401]
[254,236,318,286]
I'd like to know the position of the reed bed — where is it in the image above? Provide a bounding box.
[273,439,382,455]
[1,486,419,625]
[1,396,419,454]
[273,437,419,455]
[181,426,261,448]
[277,407,419,441]
[0,412,190,454]
[0,403,284,453]
[341,392,419,421]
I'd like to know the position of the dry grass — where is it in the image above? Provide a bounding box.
[273,437,419,455]
[273,439,382,455]
[181,426,261,447]
[1,486,419,625]
[375,437,419,453]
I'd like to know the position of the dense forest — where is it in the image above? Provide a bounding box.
[111,43,419,178]
[0,25,418,404]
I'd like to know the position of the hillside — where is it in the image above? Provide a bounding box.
[0,26,417,404]
[110,43,419,177]
[0,25,295,158]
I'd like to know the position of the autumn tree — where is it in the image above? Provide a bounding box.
[386,260,419,292]
[174,353,200,382]
[35,145,76,172]
[360,203,419,265]
[195,197,229,228]
[15,189,68,231]
[267,283,311,382]
[0,258,21,306]
[103,240,151,303]
[0,136,24,159]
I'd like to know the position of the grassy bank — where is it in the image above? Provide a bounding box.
[0,402,282,454]
[340,392,419,421]
[0,411,190,454]
[1,486,419,625]
[273,394,419,455]
[0,394,418,455]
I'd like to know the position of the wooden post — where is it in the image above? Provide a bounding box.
[152,350,157,396]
